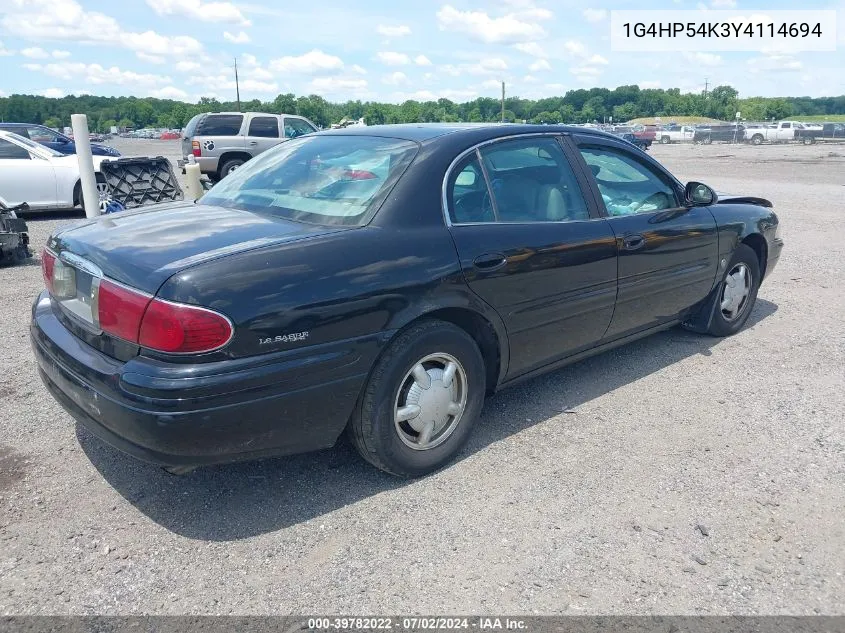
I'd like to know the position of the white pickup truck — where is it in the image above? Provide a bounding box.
[657,125,695,144]
[745,121,809,145]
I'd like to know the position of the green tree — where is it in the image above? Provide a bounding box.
[43,116,62,129]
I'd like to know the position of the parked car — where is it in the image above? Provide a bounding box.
[0,123,121,157]
[0,131,112,211]
[744,120,814,145]
[658,125,695,144]
[791,122,845,144]
[179,111,318,181]
[630,124,656,148]
[614,132,649,151]
[694,124,745,144]
[32,124,783,478]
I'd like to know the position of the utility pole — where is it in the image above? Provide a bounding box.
[703,77,709,99]
[234,57,241,112]
[501,81,505,123]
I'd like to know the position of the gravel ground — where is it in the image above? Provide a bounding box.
[0,140,843,615]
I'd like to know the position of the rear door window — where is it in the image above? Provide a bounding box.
[248,116,280,138]
[197,115,244,136]
[284,118,316,138]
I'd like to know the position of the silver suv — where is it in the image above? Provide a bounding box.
[180,112,317,181]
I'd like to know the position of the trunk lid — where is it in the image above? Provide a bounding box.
[50,201,343,293]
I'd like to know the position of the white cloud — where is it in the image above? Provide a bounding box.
[588,54,609,65]
[0,40,12,56]
[352,64,367,74]
[245,66,273,81]
[710,0,736,7]
[186,72,278,93]
[529,58,551,72]
[26,61,175,90]
[382,71,409,85]
[41,87,65,98]
[564,40,587,57]
[223,30,250,43]
[376,51,411,66]
[522,74,539,83]
[414,55,432,66]
[436,4,547,44]
[377,24,411,37]
[441,58,510,77]
[682,52,723,67]
[640,80,661,89]
[545,82,566,92]
[481,58,508,71]
[479,79,503,89]
[582,8,608,23]
[51,50,71,58]
[570,65,601,77]
[309,76,369,95]
[747,54,803,73]
[145,0,249,25]
[513,42,546,57]
[269,49,344,74]
[149,86,189,99]
[393,90,439,102]
[2,0,204,58]
[22,47,49,59]
[175,60,202,73]
[136,52,166,64]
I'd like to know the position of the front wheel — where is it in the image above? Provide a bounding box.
[348,320,486,477]
[660,136,670,144]
[802,136,815,145]
[704,244,761,337]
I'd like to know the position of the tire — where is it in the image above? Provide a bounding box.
[702,137,712,145]
[802,136,814,145]
[348,320,486,477]
[751,135,764,145]
[660,136,670,144]
[704,244,761,337]
[218,158,245,179]
[73,175,111,210]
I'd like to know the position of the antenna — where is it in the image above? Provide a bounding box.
[501,81,505,123]
[234,57,241,112]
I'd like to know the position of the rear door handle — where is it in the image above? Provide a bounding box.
[248,141,258,146]
[622,234,646,251]
[472,253,507,272]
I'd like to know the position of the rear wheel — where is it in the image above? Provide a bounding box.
[751,135,764,145]
[348,320,486,477]
[218,158,245,180]
[705,244,761,337]
[660,136,670,144]
[73,174,112,210]
[802,136,815,145]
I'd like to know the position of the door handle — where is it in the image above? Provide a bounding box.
[622,234,646,251]
[472,253,507,272]
[248,141,258,146]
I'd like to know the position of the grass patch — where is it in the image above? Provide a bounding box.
[796,114,845,122]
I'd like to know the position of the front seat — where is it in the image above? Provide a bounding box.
[536,184,569,221]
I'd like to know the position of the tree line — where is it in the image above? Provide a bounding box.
[1,85,843,131]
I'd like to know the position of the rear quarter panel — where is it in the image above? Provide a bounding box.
[154,225,509,381]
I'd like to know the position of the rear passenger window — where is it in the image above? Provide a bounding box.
[284,118,316,138]
[248,117,279,138]
[197,115,244,136]
[479,138,589,223]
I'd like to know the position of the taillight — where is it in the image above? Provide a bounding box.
[139,299,232,354]
[191,140,201,157]
[97,279,152,343]
[95,280,231,353]
[41,249,56,294]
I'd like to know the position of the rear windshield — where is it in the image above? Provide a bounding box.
[202,135,418,226]
[196,114,244,136]
[183,114,203,137]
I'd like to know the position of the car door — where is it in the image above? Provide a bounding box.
[0,139,58,208]
[245,114,282,156]
[572,136,719,340]
[445,135,618,378]
[27,125,72,154]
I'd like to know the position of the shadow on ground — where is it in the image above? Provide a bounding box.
[78,299,778,541]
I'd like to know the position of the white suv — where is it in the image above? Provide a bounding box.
[180,112,317,181]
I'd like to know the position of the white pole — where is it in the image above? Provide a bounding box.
[71,114,100,218]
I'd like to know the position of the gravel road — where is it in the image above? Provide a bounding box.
[1,140,843,615]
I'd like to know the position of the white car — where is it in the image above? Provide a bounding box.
[0,130,111,211]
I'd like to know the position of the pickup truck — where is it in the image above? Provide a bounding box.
[631,124,656,148]
[745,120,816,145]
[792,122,845,144]
[658,125,695,144]
[693,124,745,144]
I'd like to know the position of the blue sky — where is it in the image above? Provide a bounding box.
[0,0,842,103]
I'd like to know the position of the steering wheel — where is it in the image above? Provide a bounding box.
[453,191,494,223]
[630,191,671,213]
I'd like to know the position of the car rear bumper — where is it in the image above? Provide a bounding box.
[31,291,383,468]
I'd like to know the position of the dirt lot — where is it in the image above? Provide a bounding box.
[1,140,843,615]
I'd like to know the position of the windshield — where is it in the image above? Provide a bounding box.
[202,134,418,226]
[6,133,64,157]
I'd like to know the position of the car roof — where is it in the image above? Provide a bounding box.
[313,122,618,143]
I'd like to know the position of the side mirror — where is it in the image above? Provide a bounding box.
[685,181,716,206]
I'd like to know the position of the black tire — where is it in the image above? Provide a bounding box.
[751,135,764,145]
[218,158,245,180]
[702,137,712,145]
[72,181,81,208]
[705,244,761,337]
[660,136,670,144]
[348,320,486,477]
[802,136,814,145]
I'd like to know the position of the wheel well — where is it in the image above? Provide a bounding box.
[742,233,768,278]
[423,308,502,393]
[218,152,252,175]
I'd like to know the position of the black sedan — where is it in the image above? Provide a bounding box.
[31,124,783,477]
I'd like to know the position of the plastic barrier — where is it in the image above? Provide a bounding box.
[98,156,184,210]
